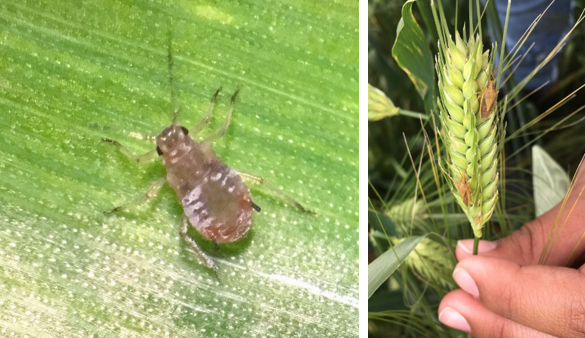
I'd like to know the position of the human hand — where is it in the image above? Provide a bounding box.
[438,169,585,337]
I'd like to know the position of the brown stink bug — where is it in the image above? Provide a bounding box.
[479,74,498,119]
[440,163,473,207]
[103,40,261,278]
[450,169,470,206]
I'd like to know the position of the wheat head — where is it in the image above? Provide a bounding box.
[436,31,499,238]
[393,237,456,289]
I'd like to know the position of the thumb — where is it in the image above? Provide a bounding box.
[439,255,585,338]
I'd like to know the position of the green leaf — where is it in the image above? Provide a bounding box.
[368,236,425,299]
[368,209,399,238]
[532,145,570,217]
[392,0,435,114]
[0,1,358,337]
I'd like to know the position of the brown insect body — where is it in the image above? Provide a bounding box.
[443,163,472,207]
[454,174,470,206]
[157,125,254,243]
[479,76,498,119]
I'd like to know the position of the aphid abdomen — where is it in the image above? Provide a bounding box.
[180,162,253,243]
[157,128,254,244]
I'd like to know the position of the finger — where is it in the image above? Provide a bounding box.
[458,217,585,267]
[455,255,585,337]
[456,195,585,267]
[439,289,555,338]
[455,239,498,261]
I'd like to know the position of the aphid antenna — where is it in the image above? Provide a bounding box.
[167,29,180,125]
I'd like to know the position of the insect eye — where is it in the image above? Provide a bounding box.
[181,126,189,135]
[156,146,163,156]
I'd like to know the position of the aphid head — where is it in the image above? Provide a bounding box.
[156,124,189,155]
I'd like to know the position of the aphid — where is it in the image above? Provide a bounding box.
[479,75,498,119]
[103,40,260,278]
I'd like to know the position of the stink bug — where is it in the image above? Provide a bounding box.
[103,40,261,278]
[440,163,473,207]
[456,174,471,206]
[479,75,498,119]
[450,168,470,206]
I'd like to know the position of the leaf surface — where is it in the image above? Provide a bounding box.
[0,1,358,336]
[392,0,435,113]
[368,236,424,299]
[532,145,570,217]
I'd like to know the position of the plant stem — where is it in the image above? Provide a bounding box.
[399,109,429,120]
[473,235,479,255]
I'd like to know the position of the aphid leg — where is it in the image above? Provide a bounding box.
[240,172,315,214]
[179,215,220,279]
[190,87,222,136]
[251,202,261,212]
[240,172,264,184]
[239,173,263,212]
[102,138,158,163]
[104,177,166,214]
[203,87,240,142]
[212,240,220,251]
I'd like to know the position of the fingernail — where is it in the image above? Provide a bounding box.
[453,267,479,298]
[439,307,471,333]
[457,240,497,254]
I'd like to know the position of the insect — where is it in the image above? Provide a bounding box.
[455,173,470,206]
[479,74,498,119]
[103,40,261,278]
[441,163,472,206]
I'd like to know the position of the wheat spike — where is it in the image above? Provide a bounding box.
[436,30,500,238]
[394,237,456,289]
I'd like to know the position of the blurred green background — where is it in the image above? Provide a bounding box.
[0,1,358,337]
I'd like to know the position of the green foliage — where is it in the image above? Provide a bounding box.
[0,1,358,336]
[369,0,585,336]
[368,236,424,299]
[392,0,435,114]
[532,145,571,217]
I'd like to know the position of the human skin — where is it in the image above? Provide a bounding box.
[438,165,585,338]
